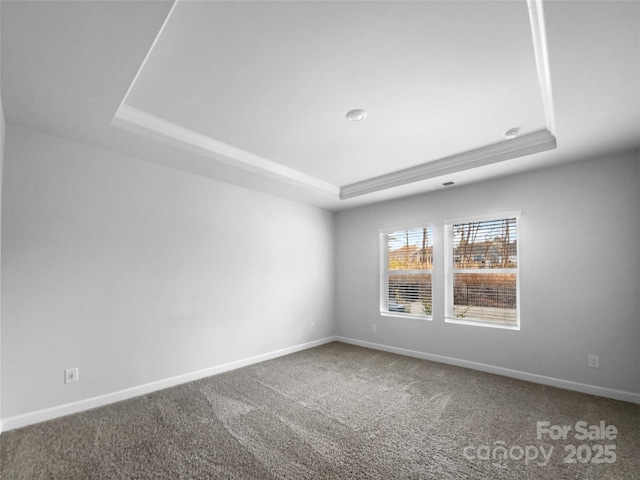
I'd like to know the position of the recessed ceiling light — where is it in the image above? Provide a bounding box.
[346,109,367,122]
[504,127,520,139]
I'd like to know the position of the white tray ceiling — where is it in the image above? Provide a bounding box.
[114,0,555,199]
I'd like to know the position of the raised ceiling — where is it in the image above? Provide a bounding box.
[114,0,555,199]
[2,1,639,210]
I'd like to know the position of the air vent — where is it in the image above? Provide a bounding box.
[504,127,520,139]
[442,181,455,187]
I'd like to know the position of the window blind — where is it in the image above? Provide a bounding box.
[381,226,433,317]
[447,216,519,327]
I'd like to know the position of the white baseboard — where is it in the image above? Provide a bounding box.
[4,335,637,434]
[1,336,338,432]
[336,336,640,405]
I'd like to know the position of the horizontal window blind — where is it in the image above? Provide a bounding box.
[448,216,519,327]
[452,217,517,269]
[381,226,433,317]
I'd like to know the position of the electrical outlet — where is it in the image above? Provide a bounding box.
[588,354,599,368]
[310,322,315,330]
[372,324,377,333]
[65,367,79,384]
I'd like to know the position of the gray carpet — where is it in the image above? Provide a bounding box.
[1,342,639,479]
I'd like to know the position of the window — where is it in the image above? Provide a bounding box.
[380,224,433,318]
[445,213,520,328]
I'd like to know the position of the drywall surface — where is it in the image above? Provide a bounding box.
[0,55,5,431]
[1,125,335,418]
[336,150,640,394]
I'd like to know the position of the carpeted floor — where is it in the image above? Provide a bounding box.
[1,342,639,479]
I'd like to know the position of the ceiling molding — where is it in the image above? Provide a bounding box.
[116,0,179,115]
[527,0,556,135]
[340,129,557,200]
[112,104,340,197]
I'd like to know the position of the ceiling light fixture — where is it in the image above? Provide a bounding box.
[504,127,520,139]
[346,109,367,122]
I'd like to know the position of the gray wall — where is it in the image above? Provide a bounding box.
[336,150,640,394]
[1,125,335,418]
[0,39,4,429]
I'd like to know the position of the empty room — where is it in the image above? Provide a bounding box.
[0,0,639,478]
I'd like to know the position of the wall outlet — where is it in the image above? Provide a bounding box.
[65,367,79,384]
[588,354,599,368]
[310,322,315,330]
[372,324,377,333]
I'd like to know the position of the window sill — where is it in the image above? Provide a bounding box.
[445,316,520,330]
[380,311,432,321]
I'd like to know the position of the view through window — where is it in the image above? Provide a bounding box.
[445,215,519,327]
[380,225,433,318]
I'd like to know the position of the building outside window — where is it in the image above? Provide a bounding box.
[444,213,520,329]
[380,224,433,319]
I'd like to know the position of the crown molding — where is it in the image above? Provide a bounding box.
[527,0,556,135]
[340,129,556,199]
[116,0,180,113]
[112,104,340,197]
[113,103,556,202]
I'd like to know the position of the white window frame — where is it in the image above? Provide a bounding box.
[380,222,434,320]
[444,211,521,330]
